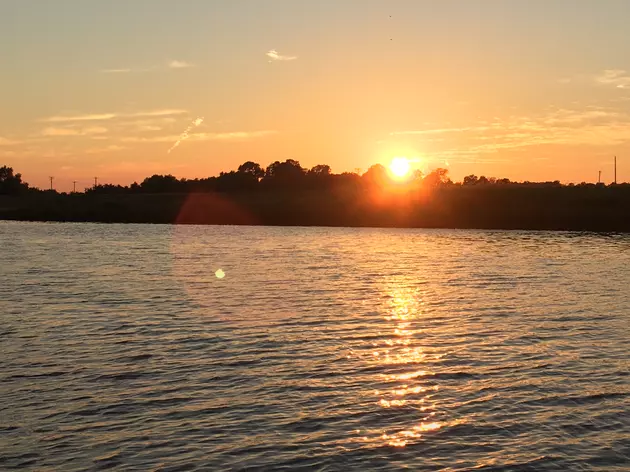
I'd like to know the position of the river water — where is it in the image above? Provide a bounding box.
[1,222,629,471]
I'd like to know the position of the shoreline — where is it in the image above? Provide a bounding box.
[2,186,629,233]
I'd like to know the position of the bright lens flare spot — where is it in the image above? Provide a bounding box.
[389,157,411,179]
[215,269,225,279]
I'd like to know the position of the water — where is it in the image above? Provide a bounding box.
[1,222,629,471]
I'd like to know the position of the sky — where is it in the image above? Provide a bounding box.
[2,0,630,191]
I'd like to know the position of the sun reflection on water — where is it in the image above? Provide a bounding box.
[350,282,451,449]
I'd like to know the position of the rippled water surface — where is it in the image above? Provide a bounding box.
[1,222,629,471]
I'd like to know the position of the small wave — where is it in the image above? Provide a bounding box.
[93,371,150,382]
[3,370,69,381]
[519,391,628,407]
[118,353,154,362]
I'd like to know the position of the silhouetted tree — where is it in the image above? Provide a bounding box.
[140,174,181,193]
[0,166,28,194]
[87,184,129,194]
[423,168,451,187]
[362,164,389,186]
[309,164,332,176]
[264,159,305,188]
[463,175,479,186]
[412,169,424,182]
[238,161,265,180]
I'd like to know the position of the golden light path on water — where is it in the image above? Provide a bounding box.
[348,280,452,449]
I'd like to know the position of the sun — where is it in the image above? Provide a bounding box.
[389,157,411,180]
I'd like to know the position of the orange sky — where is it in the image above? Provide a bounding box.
[2,1,630,191]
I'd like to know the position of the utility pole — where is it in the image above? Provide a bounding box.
[614,156,617,184]
[598,170,601,184]
[49,176,54,191]
[94,176,98,188]
[73,181,77,193]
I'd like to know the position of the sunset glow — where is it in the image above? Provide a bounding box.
[1,2,629,190]
[389,158,411,180]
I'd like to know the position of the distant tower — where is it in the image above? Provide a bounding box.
[614,156,617,184]
[598,170,601,184]
[94,176,98,188]
[49,176,54,191]
[73,181,77,193]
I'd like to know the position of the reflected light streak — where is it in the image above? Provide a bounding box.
[346,279,455,450]
[351,281,449,449]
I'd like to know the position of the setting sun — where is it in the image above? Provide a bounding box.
[389,158,411,180]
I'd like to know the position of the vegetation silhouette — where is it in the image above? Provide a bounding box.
[1,162,629,232]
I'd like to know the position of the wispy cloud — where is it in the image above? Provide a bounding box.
[42,126,108,137]
[266,49,297,61]
[126,117,177,126]
[596,69,630,89]
[42,113,117,123]
[391,105,630,156]
[83,126,108,135]
[86,144,127,154]
[40,109,187,123]
[100,61,194,73]
[201,130,277,140]
[168,60,194,69]
[168,117,204,153]
[390,126,493,136]
[122,130,276,144]
[541,108,621,124]
[42,128,81,137]
[0,137,21,146]
[130,109,187,118]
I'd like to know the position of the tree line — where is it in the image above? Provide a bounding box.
[1,161,625,196]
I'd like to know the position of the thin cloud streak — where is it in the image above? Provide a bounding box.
[202,130,277,140]
[391,106,630,157]
[42,128,81,137]
[168,60,194,69]
[42,113,118,123]
[121,130,276,144]
[131,109,187,118]
[42,126,108,137]
[0,137,21,146]
[40,110,188,123]
[86,145,127,154]
[390,126,492,136]
[168,117,204,154]
[596,69,630,89]
[100,61,194,73]
[101,68,132,73]
[266,49,297,61]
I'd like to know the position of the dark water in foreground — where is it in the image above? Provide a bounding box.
[1,222,629,471]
